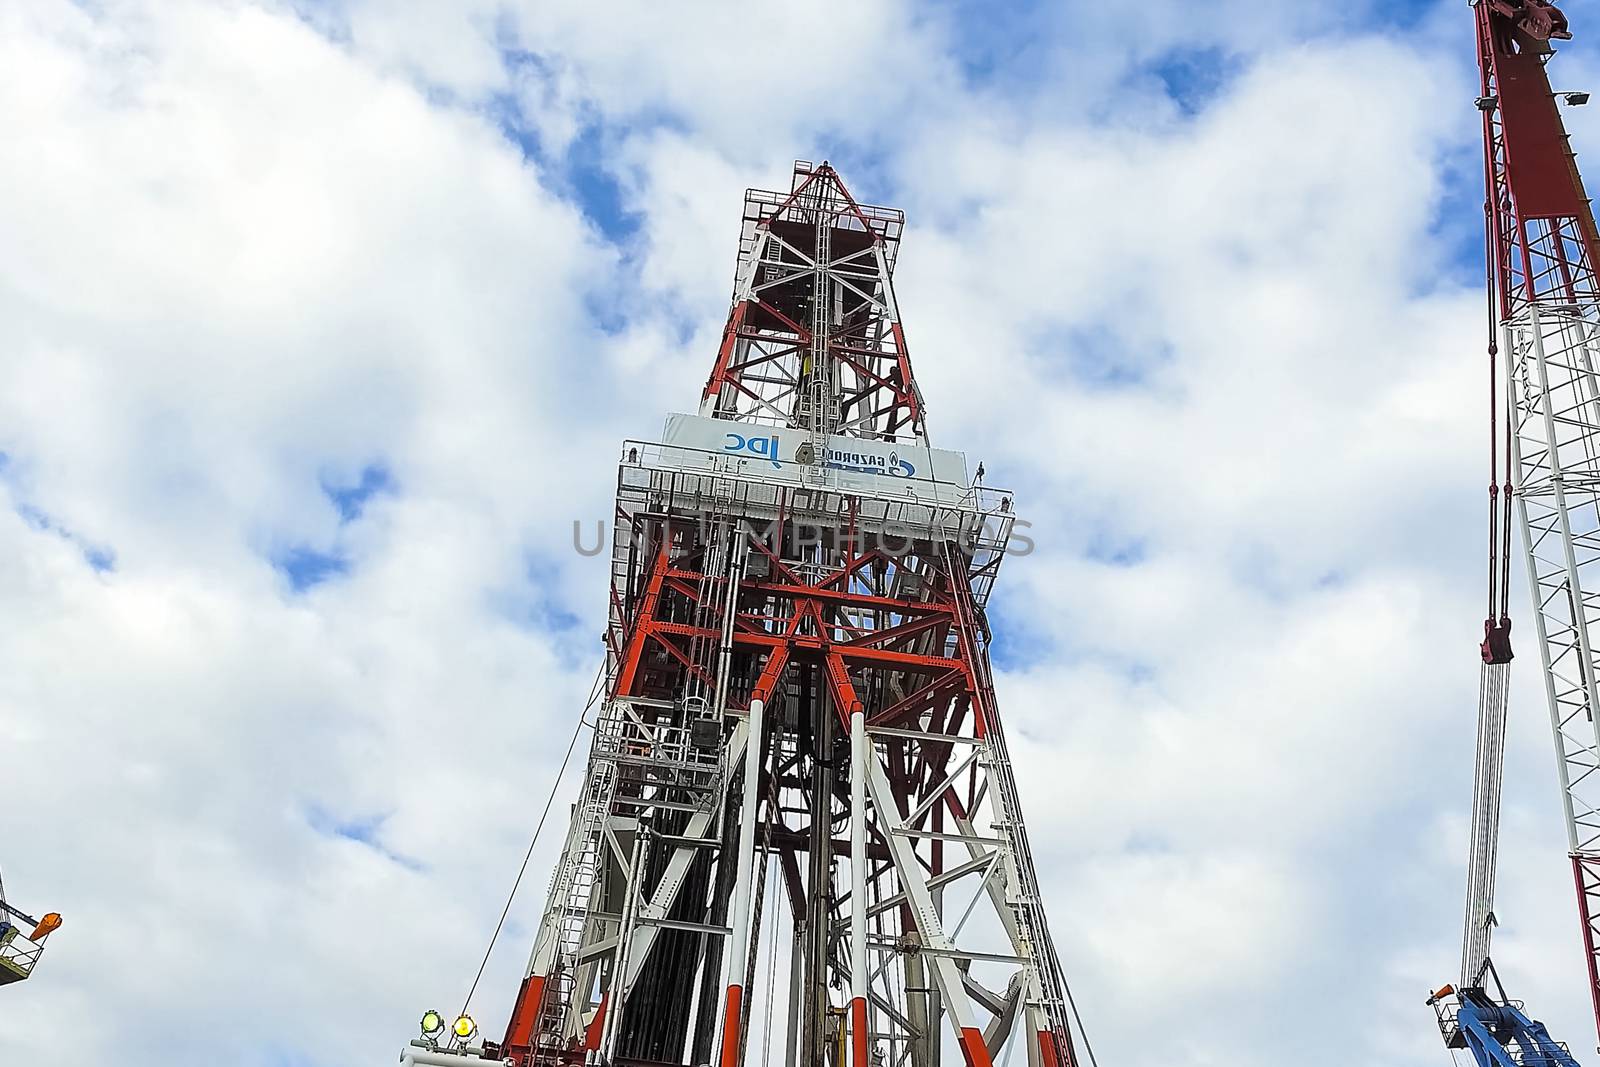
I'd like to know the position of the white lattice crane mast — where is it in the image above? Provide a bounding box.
[1431,3,1600,1064]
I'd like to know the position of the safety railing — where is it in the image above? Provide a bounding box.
[0,927,44,984]
[615,438,1016,549]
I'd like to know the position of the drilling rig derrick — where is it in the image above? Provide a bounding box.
[403,162,1095,1067]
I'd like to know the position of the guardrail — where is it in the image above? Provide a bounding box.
[0,927,44,984]
[618,436,1014,517]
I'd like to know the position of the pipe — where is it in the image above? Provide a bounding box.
[400,1048,505,1067]
[717,697,766,1067]
[599,827,649,1063]
[849,706,870,1067]
[712,534,747,718]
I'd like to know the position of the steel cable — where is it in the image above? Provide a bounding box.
[454,660,606,1042]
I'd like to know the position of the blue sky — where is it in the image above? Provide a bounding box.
[2,1,1597,1065]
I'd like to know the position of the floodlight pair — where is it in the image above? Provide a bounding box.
[1474,91,1588,110]
[419,1009,477,1041]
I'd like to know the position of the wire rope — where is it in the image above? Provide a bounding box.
[454,660,607,1038]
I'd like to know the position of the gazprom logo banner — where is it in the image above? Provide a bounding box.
[659,414,969,503]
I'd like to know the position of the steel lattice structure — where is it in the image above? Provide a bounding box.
[1445,0,1600,1052]
[473,163,1092,1067]
[703,172,922,441]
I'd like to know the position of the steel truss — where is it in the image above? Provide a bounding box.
[1478,0,1600,1041]
[1507,302,1600,1031]
[702,161,923,443]
[490,165,1089,1067]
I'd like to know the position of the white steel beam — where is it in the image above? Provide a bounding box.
[715,699,765,1067]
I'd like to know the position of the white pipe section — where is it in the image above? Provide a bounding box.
[400,1048,505,1067]
[717,696,766,1067]
[599,828,649,1063]
[712,536,747,718]
[849,707,869,1067]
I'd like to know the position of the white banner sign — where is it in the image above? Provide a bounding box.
[659,413,970,503]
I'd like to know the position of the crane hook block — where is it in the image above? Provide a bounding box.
[1489,0,1572,43]
[1482,617,1514,665]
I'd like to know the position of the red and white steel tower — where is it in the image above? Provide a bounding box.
[409,163,1096,1067]
[1434,0,1600,1054]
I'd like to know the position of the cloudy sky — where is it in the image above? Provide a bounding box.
[6,1,1600,1064]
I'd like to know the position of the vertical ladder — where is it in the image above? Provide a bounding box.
[684,519,732,708]
[530,712,626,1064]
[802,177,835,487]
